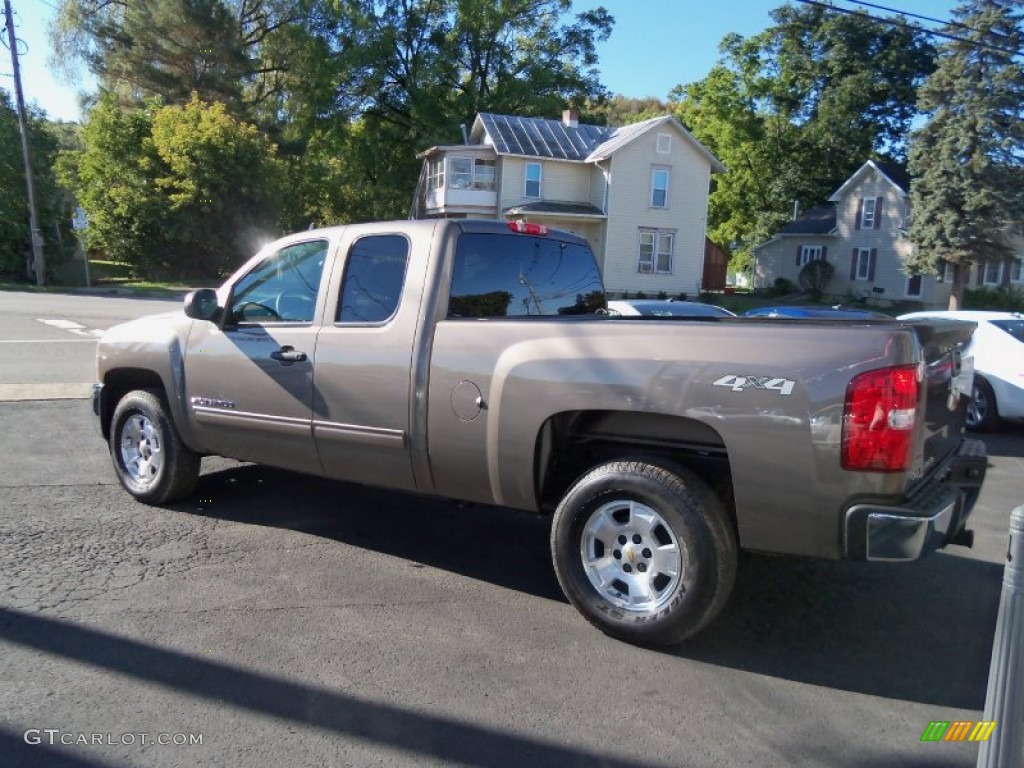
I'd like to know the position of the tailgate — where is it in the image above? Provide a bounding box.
[903,318,977,472]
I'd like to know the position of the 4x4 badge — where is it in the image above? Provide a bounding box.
[712,374,796,396]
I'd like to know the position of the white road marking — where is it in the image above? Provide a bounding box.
[36,318,86,330]
[33,318,107,339]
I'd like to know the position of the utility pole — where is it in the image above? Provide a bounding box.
[3,0,45,285]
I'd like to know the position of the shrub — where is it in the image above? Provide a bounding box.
[798,260,835,300]
[964,285,1024,311]
[772,277,796,296]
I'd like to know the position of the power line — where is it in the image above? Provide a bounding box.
[837,0,1019,44]
[794,0,1023,57]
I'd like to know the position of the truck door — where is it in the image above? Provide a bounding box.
[311,227,430,492]
[184,238,329,473]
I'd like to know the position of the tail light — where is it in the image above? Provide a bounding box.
[507,220,548,235]
[841,365,919,472]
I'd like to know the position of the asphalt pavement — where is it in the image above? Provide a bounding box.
[1,290,1021,767]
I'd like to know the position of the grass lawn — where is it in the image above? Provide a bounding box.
[0,259,218,298]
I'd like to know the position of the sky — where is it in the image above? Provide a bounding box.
[4,0,963,123]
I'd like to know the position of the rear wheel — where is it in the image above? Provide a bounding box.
[966,377,999,431]
[110,389,200,504]
[551,459,737,646]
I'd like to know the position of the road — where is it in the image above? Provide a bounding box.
[1,290,1021,767]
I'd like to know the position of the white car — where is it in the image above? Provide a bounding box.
[606,299,735,318]
[898,310,1024,430]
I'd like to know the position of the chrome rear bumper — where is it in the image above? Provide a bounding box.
[844,438,987,561]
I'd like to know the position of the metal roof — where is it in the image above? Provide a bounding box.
[503,201,607,217]
[477,113,612,161]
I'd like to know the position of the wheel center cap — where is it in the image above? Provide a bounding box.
[623,545,637,564]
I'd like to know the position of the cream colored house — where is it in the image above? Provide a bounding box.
[413,111,724,297]
[754,159,1024,308]
[754,160,955,307]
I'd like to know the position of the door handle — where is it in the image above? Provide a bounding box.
[271,346,307,363]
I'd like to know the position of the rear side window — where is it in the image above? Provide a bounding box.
[991,319,1024,344]
[448,233,604,318]
[337,235,410,323]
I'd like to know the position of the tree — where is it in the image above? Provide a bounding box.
[58,94,282,277]
[905,0,1024,309]
[672,3,935,263]
[0,90,74,279]
[50,0,614,225]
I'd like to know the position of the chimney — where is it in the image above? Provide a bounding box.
[562,109,579,128]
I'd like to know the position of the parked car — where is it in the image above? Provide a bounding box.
[898,310,1024,430]
[743,305,892,320]
[606,299,735,317]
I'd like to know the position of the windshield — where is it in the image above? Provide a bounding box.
[991,318,1024,343]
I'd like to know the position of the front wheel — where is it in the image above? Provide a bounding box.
[550,460,737,647]
[110,389,200,504]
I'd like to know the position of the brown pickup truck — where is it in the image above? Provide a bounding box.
[92,219,987,646]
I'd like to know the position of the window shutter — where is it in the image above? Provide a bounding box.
[868,248,877,281]
[796,245,802,266]
[874,197,883,229]
[855,198,863,229]
[977,263,984,286]
[850,248,858,279]
[821,246,828,261]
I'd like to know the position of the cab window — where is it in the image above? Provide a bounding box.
[337,235,410,324]
[230,240,328,323]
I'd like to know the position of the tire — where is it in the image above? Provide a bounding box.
[966,376,999,432]
[110,389,200,504]
[550,459,737,647]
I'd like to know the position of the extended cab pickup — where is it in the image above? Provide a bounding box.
[92,219,987,645]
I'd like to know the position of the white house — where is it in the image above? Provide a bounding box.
[754,159,1024,308]
[412,110,725,297]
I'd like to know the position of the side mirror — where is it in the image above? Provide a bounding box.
[184,288,221,321]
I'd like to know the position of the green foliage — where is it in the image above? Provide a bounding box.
[51,0,614,233]
[672,4,935,262]
[0,90,76,280]
[798,259,835,299]
[964,284,1024,312]
[772,277,796,296]
[59,95,282,278]
[906,1,1024,310]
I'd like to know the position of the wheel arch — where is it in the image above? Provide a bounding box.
[98,368,171,440]
[534,410,736,533]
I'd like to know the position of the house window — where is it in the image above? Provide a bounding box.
[861,198,876,228]
[799,246,823,266]
[937,260,955,283]
[524,163,541,198]
[638,229,674,274]
[1011,258,1022,283]
[656,133,671,154]
[651,169,670,208]
[473,158,496,190]
[449,157,472,190]
[983,260,1003,285]
[853,247,873,281]
[427,158,445,190]
[905,274,923,298]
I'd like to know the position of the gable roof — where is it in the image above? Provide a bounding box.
[829,159,910,201]
[470,113,724,172]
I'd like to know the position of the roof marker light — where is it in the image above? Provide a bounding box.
[507,221,548,236]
